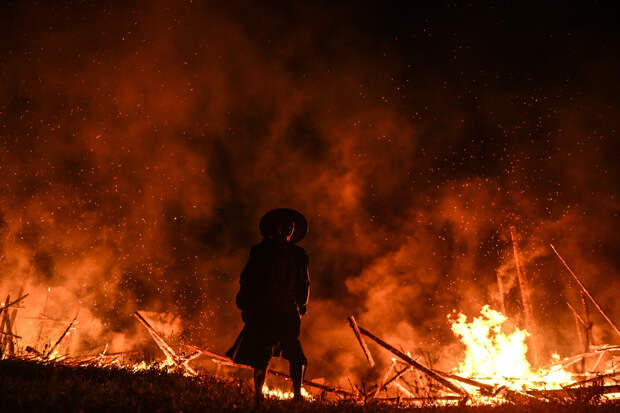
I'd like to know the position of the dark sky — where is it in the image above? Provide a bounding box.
[0,0,618,381]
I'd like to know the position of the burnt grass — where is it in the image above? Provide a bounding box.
[0,359,618,413]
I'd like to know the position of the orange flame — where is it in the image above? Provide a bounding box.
[450,305,573,391]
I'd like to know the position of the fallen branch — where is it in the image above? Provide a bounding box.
[0,330,21,339]
[133,311,197,376]
[348,316,375,367]
[268,369,356,397]
[204,352,355,397]
[373,395,463,402]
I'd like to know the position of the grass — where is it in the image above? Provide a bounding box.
[0,359,618,412]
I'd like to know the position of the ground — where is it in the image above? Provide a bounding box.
[0,359,617,412]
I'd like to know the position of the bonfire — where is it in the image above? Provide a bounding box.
[1,243,618,406]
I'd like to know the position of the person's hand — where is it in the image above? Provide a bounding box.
[299,304,307,316]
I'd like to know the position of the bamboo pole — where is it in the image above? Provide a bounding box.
[0,293,29,315]
[133,311,197,376]
[134,312,178,361]
[379,364,411,394]
[550,244,620,338]
[356,325,466,395]
[580,291,593,352]
[7,287,23,356]
[510,226,540,366]
[4,307,15,355]
[45,315,77,358]
[348,316,375,367]
[567,301,587,372]
[0,294,11,355]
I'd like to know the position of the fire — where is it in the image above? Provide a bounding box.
[261,385,312,400]
[450,305,573,391]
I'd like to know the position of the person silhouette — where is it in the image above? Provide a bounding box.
[226,208,310,403]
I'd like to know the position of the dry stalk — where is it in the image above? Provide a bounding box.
[550,244,620,338]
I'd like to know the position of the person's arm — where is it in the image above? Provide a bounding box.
[236,246,259,311]
[296,252,310,315]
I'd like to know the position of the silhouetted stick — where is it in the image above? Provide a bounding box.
[580,291,593,354]
[564,372,619,388]
[348,316,375,367]
[356,325,466,395]
[550,245,620,338]
[528,384,620,398]
[380,364,411,394]
[133,312,177,361]
[4,307,15,355]
[268,369,356,397]
[46,315,77,358]
[0,294,9,354]
[133,311,197,376]
[0,293,29,315]
[373,395,462,402]
[511,226,540,366]
[437,372,496,393]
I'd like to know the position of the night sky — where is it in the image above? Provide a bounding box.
[0,1,618,381]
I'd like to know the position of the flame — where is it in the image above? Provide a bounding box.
[131,358,176,373]
[262,385,312,400]
[450,305,573,391]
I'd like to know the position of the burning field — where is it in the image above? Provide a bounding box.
[1,0,619,411]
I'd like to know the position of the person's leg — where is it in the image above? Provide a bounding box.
[254,364,268,403]
[289,361,304,400]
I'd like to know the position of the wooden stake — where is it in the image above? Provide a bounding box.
[580,291,593,351]
[550,244,620,338]
[0,294,8,355]
[46,315,77,358]
[133,311,197,376]
[348,316,375,367]
[0,293,29,315]
[510,226,540,366]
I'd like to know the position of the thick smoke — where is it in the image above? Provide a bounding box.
[0,1,618,383]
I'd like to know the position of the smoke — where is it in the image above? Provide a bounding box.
[0,1,618,382]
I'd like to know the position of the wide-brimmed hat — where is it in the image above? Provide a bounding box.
[259,208,308,244]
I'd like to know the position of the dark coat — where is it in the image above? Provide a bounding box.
[226,239,310,368]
